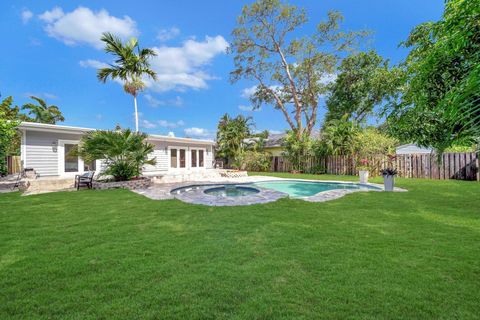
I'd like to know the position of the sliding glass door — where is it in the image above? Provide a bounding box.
[169,147,205,170]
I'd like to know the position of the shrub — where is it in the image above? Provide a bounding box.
[282,130,313,172]
[234,150,271,171]
[77,129,156,181]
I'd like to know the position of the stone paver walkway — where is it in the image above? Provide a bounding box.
[132,177,407,206]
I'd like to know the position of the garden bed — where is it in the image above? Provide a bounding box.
[93,177,152,190]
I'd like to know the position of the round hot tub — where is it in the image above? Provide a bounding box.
[204,185,260,197]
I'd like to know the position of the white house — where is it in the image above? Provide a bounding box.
[18,122,216,178]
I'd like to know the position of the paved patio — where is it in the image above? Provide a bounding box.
[133,176,406,206]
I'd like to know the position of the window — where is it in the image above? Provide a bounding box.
[199,150,204,167]
[191,150,197,167]
[170,149,177,168]
[64,144,78,172]
[179,149,186,168]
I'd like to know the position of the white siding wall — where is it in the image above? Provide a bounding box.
[144,139,214,172]
[24,130,215,176]
[25,130,83,177]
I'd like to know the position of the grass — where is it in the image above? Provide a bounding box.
[1,173,479,319]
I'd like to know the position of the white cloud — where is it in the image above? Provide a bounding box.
[39,7,138,49]
[43,93,58,99]
[238,105,261,112]
[319,73,337,85]
[156,27,180,41]
[24,92,58,100]
[241,84,282,99]
[140,119,185,129]
[241,86,257,99]
[184,127,213,139]
[79,59,109,69]
[21,9,33,24]
[144,94,183,108]
[38,7,64,23]
[147,35,228,92]
[78,33,228,93]
[158,120,185,128]
[141,120,157,129]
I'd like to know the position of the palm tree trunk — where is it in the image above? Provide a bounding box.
[134,95,139,132]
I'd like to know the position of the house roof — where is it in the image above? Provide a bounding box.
[17,122,215,145]
[262,129,320,148]
[395,143,433,154]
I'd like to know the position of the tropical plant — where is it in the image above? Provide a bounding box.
[326,50,403,123]
[0,109,19,175]
[230,0,367,139]
[97,32,157,132]
[354,127,398,157]
[0,96,29,156]
[282,130,313,172]
[21,96,64,124]
[216,113,254,165]
[77,129,156,181]
[385,0,480,154]
[380,168,397,176]
[234,149,271,171]
[318,116,360,156]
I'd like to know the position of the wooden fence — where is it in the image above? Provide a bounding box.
[271,152,480,181]
[6,156,21,174]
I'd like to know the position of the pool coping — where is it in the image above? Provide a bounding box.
[135,178,407,206]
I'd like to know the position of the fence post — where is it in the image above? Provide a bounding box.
[475,152,480,181]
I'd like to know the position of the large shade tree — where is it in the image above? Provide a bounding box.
[325,50,403,123]
[21,96,64,124]
[230,0,367,139]
[97,32,157,132]
[385,0,480,153]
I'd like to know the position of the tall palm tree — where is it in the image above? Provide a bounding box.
[97,32,157,132]
[21,96,65,124]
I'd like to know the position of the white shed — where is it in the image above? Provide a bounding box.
[18,122,216,178]
[396,143,433,155]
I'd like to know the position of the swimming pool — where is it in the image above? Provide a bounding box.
[253,180,380,198]
[204,186,260,197]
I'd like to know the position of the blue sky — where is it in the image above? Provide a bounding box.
[1,0,443,139]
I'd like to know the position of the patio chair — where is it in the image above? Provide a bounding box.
[75,171,95,190]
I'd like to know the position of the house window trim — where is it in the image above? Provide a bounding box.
[168,146,189,171]
[190,147,206,169]
[58,139,99,176]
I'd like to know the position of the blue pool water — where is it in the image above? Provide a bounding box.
[204,186,260,197]
[253,180,379,198]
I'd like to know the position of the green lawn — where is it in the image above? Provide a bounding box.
[1,174,479,319]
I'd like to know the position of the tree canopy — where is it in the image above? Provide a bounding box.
[385,0,480,153]
[0,97,20,175]
[216,113,254,163]
[325,50,403,123]
[21,96,64,124]
[230,0,367,139]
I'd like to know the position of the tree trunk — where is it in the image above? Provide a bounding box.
[134,95,139,132]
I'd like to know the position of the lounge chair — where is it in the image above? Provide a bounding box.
[75,171,94,190]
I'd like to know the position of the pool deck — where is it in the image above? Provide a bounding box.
[133,176,407,206]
